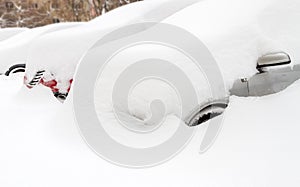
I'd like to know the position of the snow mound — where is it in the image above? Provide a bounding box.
[91,0,300,123]
[0,22,82,73]
[0,28,28,42]
[1,73,300,186]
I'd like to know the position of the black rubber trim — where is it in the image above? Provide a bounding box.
[5,64,26,76]
[197,112,223,125]
[12,69,26,74]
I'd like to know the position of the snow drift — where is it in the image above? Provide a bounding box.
[0,0,300,185]
[19,0,300,127]
[0,28,28,42]
[81,0,300,124]
[0,22,82,73]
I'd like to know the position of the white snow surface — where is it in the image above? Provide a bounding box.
[1,74,300,187]
[23,0,300,122]
[0,22,83,72]
[0,28,28,42]
[25,0,185,80]
[94,0,300,124]
[0,0,300,186]
[25,0,300,82]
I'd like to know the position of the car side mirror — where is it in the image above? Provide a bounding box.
[257,52,291,73]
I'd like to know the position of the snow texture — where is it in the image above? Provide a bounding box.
[0,74,300,187]
[0,22,83,72]
[0,0,300,185]
[0,28,28,42]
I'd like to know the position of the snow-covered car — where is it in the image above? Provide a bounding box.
[1,0,300,181]
[0,28,28,42]
[24,0,300,125]
[0,22,82,76]
[24,0,175,99]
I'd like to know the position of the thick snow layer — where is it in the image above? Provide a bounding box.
[163,0,300,86]
[22,0,300,122]
[1,0,300,185]
[0,22,83,72]
[1,75,300,187]
[25,0,196,80]
[25,0,300,82]
[90,0,300,123]
[0,28,28,42]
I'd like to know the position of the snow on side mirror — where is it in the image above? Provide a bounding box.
[184,99,229,127]
[257,52,291,73]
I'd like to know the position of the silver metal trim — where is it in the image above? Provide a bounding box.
[184,98,229,127]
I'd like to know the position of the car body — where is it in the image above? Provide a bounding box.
[22,0,300,126]
[24,0,177,99]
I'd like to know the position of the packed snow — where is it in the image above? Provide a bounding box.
[0,0,300,186]
[0,22,83,73]
[1,74,300,187]
[90,0,300,125]
[0,28,28,42]
[22,0,300,121]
